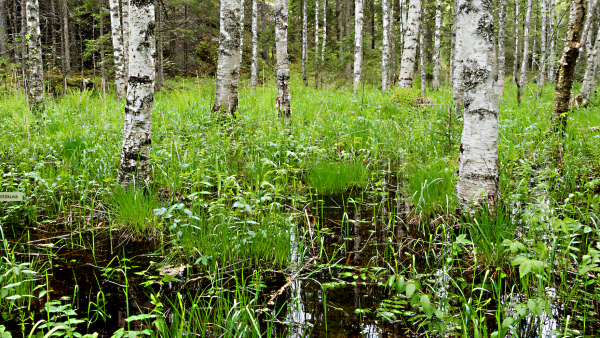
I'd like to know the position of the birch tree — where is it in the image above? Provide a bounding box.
[455,0,499,205]
[579,22,600,105]
[419,11,425,95]
[452,0,463,103]
[26,0,44,113]
[432,0,441,90]
[122,0,130,88]
[109,0,127,97]
[548,0,556,81]
[552,0,585,132]
[578,0,597,62]
[302,0,307,85]
[117,0,156,187]
[0,0,7,57]
[518,0,533,103]
[512,0,519,84]
[275,0,291,118]
[337,0,342,62]
[251,0,259,90]
[382,0,390,90]
[354,0,364,94]
[497,0,506,98]
[314,0,319,88]
[321,0,327,87]
[213,0,242,115]
[345,0,351,76]
[239,0,245,72]
[398,0,421,88]
[538,0,548,94]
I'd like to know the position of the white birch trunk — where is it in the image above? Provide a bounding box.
[26,0,44,113]
[580,21,600,104]
[538,0,548,91]
[302,0,307,85]
[110,0,127,97]
[419,20,425,95]
[578,0,597,61]
[399,0,407,70]
[548,0,555,81]
[518,0,532,100]
[345,0,351,77]
[239,0,245,71]
[398,0,421,88]
[382,0,390,90]
[314,0,319,88]
[391,3,396,81]
[0,0,7,57]
[432,0,441,90]
[321,0,327,87]
[275,0,291,118]
[117,0,155,187]
[456,0,499,205]
[353,0,363,94]
[250,0,258,90]
[512,0,519,84]
[497,0,506,98]
[122,0,130,91]
[213,0,242,114]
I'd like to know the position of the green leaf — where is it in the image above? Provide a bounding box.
[125,314,156,322]
[0,325,13,338]
[420,294,434,319]
[405,283,416,299]
[395,276,405,294]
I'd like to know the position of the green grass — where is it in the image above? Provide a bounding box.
[110,187,161,235]
[308,161,368,195]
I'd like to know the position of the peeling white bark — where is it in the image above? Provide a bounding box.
[432,0,441,90]
[419,13,425,95]
[497,0,506,98]
[213,0,242,115]
[110,0,127,97]
[456,0,499,205]
[117,0,155,187]
[122,0,130,90]
[548,0,555,81]
[321,0,327,87]
[353,0,363,94]
[518,0,532,99]
[26,0,44,113]
[0,0,7,57]
[250,0,258,90]
[580,22,600,104]
[382,0,390,90]
[239,0,245,70]
[398,0,421,88]
[315,0,319,88]
[275,0,291,118]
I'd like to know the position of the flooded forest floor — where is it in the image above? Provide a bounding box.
[1,77,600,338]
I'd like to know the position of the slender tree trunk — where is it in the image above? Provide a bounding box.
[109,0,126,97]
[578,0,597,63]
[382,0,390,90]
[275,0,291,118]
[353,0,363,94]
[50,0,58,66]
[213,0,242,115]
[21,1,27,90]
[370,0,374,49]
[321,0,327,88]
[450,0,456,88]
[26,0,43,112]
[61,0,69,93]
[345,0,351,77]
[117,0,156,187]
[398,0,420,88]
[538,0,548,94]
[251,0,259,90]
[391,2,396,81]
[122,0,129,89]
[532,5,537,70]
[239,0,245,75]
[552,0,585,132]
[1,0,10,57]
[419,9,425,95]
[455,0,499,205]
[497,0,506,98]
[432,0,441,90]
[399,0,407,66]
[315,0,319,89]
[548,0,556,81]
[155,0,163,91]
[100,1,106,96]
[512,0,520,85]
[518,0,532,103]
[580,20,600,104]
[337,0,342,62]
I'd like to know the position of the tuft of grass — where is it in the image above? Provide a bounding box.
[111,187,161,236]
[308,161,368,195]
[407,159,456,222]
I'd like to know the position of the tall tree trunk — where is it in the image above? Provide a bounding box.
[398,0,420,88]
[497,0,506,98]
[512,0,519,85]
[117,0,156,187]
[61,0,69,93]
[382,0,390,90]
[50,0,58,66]
[109,0,126,97]
[26,0,43,112]
[239,0,245,76]
[321,0,327,88]
[0,0,9,57]
[370,0,374,49]
[122,0,129,89]
[432,0,441,90]
[337,0,342,62]
[275,0,291,118]
[345,0,351,77]
[100,0,106,96]
[455,0,499,206]
[391,1,396,81]
[537,0,548,94]
[548,0,556,81]
[577,0,597,63]
[315,0,319,89]
[518,0,532,103]
[552,0,585,132]
[21,1,27,90]
[353,0,363,94]
[580,20,600,104]
[419,9,425,95]
[450,0,456,89]
[532,4,537,70]
[155,0,163,91]
[251,0,259,90]
[213,0,242,115]
[399,0,407,66]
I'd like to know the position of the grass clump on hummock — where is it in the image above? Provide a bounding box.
[111,186,161,236]
[407,159,456,222]
[308,161,368,195]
